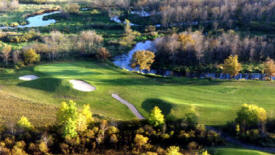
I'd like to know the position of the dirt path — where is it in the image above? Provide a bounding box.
[112,94,145,119]
[206,126,275,154]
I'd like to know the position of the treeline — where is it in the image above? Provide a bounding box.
[0,101,218,154]
[0,0,19,12]
[153,30,275,72]
[134,0,275,29]
[0,30,110,68]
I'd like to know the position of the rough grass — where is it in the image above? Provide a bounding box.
[209,148,272,155]
[1,61,275,126]
[0,91,57,127]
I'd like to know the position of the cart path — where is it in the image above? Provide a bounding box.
[112,94,145,119]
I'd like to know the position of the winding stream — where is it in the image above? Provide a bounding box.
[113,40,155,71]
[112,40,173,75]
[0,11,61,29]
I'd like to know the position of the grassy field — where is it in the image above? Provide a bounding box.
[1,61,275,126]
[209,148,272,155]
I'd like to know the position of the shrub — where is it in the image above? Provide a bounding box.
[96,47,111,61]
[17,116,33,130]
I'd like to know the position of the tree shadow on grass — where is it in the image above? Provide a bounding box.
[18,78,66,92]
[142,98,173,116]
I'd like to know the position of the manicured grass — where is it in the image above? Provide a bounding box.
[209,148,271,155]
[1,61,275,126]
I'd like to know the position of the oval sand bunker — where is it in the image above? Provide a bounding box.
[19,75,39,81]
[69,80,96,92]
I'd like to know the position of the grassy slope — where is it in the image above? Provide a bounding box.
[1,61,275,126]
[209,148,271,155]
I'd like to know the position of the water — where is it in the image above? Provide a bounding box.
[114,39,274,80]
[110,16,137,26]
[113,40,155,71]
[0,11,61,29]
[131,10,151,17]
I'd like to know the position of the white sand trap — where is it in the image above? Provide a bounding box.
[19,75,39,81]
[69,80,96,92]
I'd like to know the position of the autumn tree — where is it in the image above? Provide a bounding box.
[0,43,12,66]
[76,30,103,55]
[23,48,40,65]
[148,106,165,127]
[264,58,275,80]
[166,146,182,155]
[131,50,155,71]
[57,100,93,138]
[57,100,78,138]
[119,19,140,47]
[221,55,242,77]
[235,104,267,134]
[134,134,149,152]
[63,3,80,14]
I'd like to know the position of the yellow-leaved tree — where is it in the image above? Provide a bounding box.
[134,134,149,152]
[148,106,165,127]
[57,100,93,138]
[131,50,155,71]
[264,58,275,80]
[166,146,183,155]
[235,104,267,134]
[221,55,242,77]
[0,42,12,66]
[23,48,40,65]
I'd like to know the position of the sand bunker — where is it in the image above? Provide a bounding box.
[19,75,39,81]
[69,80,96,92]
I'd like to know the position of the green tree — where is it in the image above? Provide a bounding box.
[264,58,275,80]
[235,104,267,134]
[221,55,242,77]
[23,48,40,65]
[17,116,33,130]
[131,50,155,71]
[148,106,165,127]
